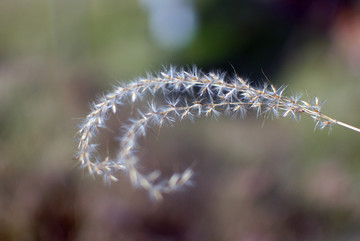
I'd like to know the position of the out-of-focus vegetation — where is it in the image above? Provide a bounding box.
[1,0,360,240]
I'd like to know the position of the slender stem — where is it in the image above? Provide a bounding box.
[336,120,360,133]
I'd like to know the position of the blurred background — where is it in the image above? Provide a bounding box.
[1,0,360,240]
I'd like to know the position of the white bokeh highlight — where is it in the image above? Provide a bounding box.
[140,0,198,50]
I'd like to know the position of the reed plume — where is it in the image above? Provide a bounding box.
[76,66,360,201]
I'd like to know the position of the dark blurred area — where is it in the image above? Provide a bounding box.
[1,0,360,240]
